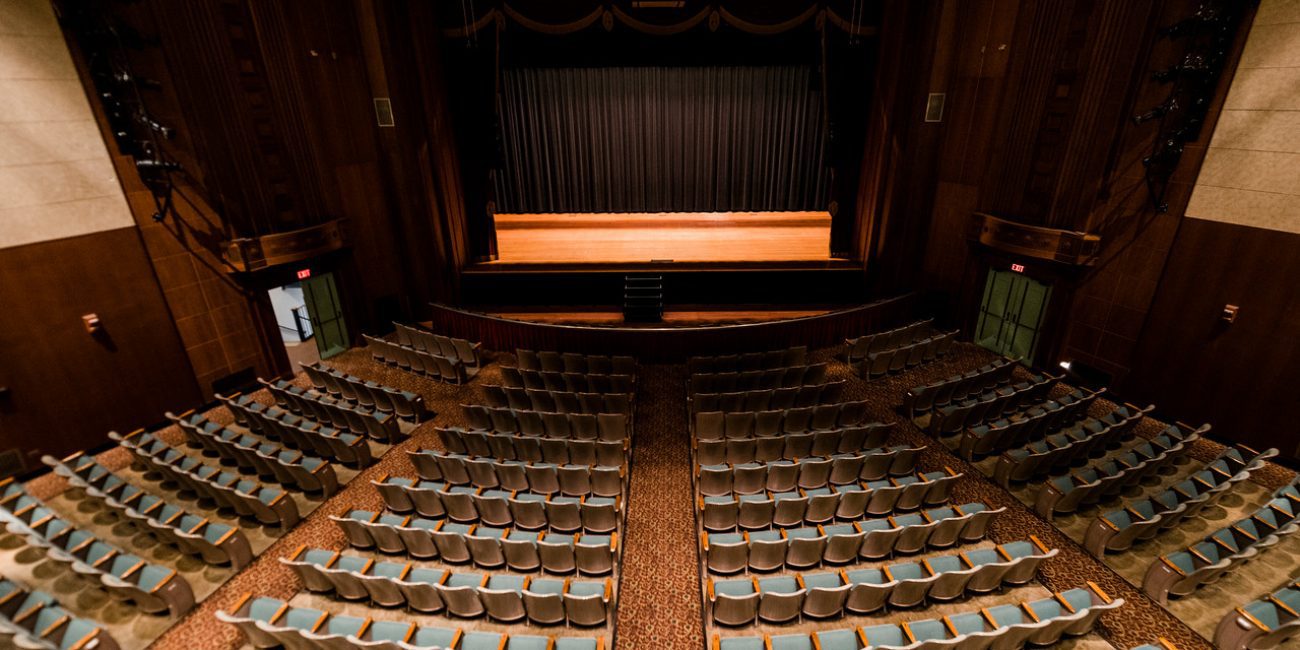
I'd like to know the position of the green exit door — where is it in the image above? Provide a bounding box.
[975,269,1052,362]
[301,272,349,359]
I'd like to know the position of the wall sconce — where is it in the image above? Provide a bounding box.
[1221,304,1239,324]
[82,313,102,334]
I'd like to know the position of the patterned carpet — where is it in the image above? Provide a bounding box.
[8,339,1298,649]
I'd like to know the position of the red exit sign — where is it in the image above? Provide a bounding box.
[1010,263,1026,273]
[296,268,312,280]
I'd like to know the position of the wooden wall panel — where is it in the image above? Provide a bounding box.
[428,294,918,360]
[0,228,201,466]
[1126,219,1300,455]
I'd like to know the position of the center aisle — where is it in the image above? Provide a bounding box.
[616,363,706,648]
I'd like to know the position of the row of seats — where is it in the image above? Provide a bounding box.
[843,319,933,366]
[695,424,893,466]
[373,475,620,532]
[706,538,1057,625]
[1215,576,1300,650]
[702,468,959,519]
[1034,423,1206,520]
[461,405,629,441]
[392,323,484,370]
[253,381,405,443]
[331,510,616,574]
[698,448,924,494]
[167,412,339,496]
[365,334,473,384]
[956,387,1109,460]
[43,453,253,569]
[437,427,626,468]
[926,373,1059,437]
[112,429,301,528]
[991,403,1151,487]
[408,450,624,497]
[515,349,635,376]
[500,368,634,394]
[221,397,374,467]
[860,330,959,379]
[700,476,957,531]
[1144,481,1300,604]
[219,594,605,650]
[689,382,847,415]
[693,402,873,439]
[1083,445,1277,555]
[902,358,1019,420]
[283,548,611,626]
[0,480,195,617]
[703,503,1004,573]
[709,583,1121,650]
[300,362,427,420]
[689,347,808,374]
[481,385,633,416]
[699,462,950,506]
[689,364,829,394]
[0,575,121,650]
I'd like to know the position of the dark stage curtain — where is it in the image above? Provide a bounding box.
[494,65,829,214]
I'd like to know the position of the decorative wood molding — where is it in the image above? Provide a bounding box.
[223,219,348,272]
[968,212,1100,266]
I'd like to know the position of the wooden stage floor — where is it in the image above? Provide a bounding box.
[490,211,832,264]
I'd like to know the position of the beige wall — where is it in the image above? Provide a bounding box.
[1186,0,1300,234]
[0,0,135,249]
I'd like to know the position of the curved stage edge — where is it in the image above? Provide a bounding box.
[427,294,918,360]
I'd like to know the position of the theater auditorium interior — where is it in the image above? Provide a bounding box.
[1,0,1298,649]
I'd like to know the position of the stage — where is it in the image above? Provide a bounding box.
[490,211,834,264]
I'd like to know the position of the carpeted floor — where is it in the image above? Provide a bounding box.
[8,339,1300,649]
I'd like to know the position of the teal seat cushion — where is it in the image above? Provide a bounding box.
[718,637,764,650]
[568,580,605,598]
[846,568,884,585]
[248,597,285,622]
[908,618,949,641]
[713,579,754,597]
[487,574,526,591]
[372,561,408,579]
[367,620,412,641]
[506,635,552,650]
[890,562,924,580]
[860,624,906,646]
[814,629,858,650]
[405,567,446,585]
[334,555,370,572]
[529,578,566,595]
[1244,601,1282,629]
[802,572,843,589]
[445,573,484,588]
[758,576,799,593]
[461,632,505,650]
[282,606,326,630]
[949,611,988,635]
[768,634,813,650]
[555,639,601,650]
[409,626,458,647]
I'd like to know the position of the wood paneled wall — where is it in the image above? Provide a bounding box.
[428,294,917,361]
[0,228,201,466]
[916,0,1255,376]
[1127,220,1300,454]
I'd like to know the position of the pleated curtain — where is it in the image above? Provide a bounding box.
[494,65,830,214]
